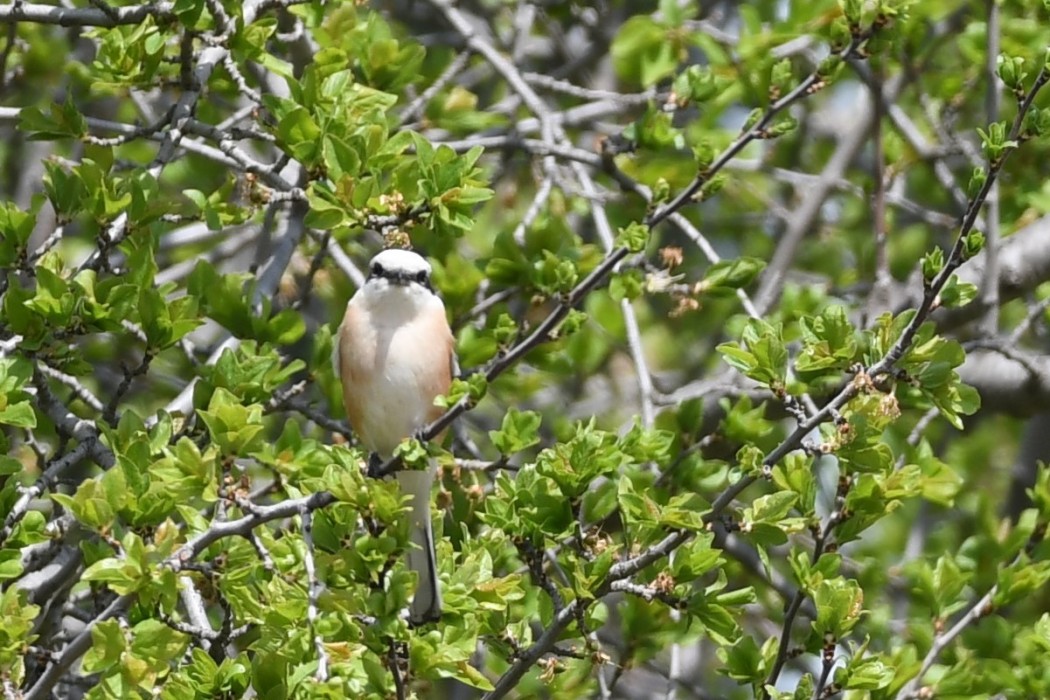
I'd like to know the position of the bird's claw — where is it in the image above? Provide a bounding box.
[366,451,383,478]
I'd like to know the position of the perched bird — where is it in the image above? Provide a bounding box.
[335,248,453,624]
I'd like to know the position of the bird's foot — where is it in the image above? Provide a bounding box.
[366,451,383,478]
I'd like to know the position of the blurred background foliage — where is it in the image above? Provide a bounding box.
[2,0,1050,698]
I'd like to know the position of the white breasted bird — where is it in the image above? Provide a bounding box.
[335,248,453,624]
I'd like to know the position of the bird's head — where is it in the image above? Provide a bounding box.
[364,249,434,293]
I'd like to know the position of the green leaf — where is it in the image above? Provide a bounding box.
[18,100,87,139]
[939,274,977,308]
[0,401,35,428]
[276,106,322,164]
[82,619,126,674]
[609,269,644,301]
[611,15,683,87]
[196,388,265,456]
[489,409,542,455]
[673,64,732,105]
[81,556,145,595]
[50,467,127,531]
[616,222,650,253]
[720,635,767,683]
[795,305,858,379]
[748,491,799,525]
[0,202,36,267]
[813,578,864,638]
[696,257,766,294]
[692,598,739,645]
[717,319,788,393]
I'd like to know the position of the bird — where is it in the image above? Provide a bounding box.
[334,248,453,624]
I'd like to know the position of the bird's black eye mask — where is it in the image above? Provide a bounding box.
[368,262,433,291]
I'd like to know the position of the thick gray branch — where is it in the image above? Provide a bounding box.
[959,346,1050,415]
[950,215,1050,322]
[888,215,1050,328]
[0,2,174,27]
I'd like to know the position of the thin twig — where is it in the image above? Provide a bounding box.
[979,0,1001,334]
[649,29,874,227]
[300,506,329,681]
[870,62,892,321]
[388,641,407,700]
[400,50,472,125]
[36,363,104,413]
[762,515,841,697]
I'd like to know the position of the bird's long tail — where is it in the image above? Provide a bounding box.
[395,464,442,624]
